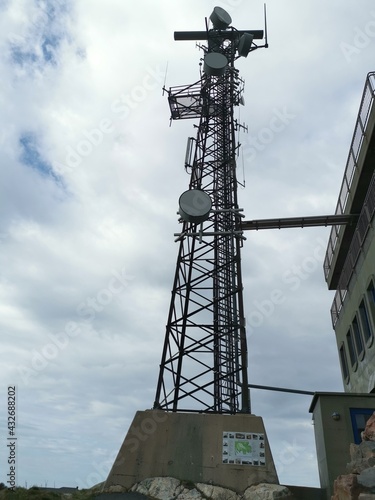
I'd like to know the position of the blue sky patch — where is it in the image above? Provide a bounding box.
[10,45,39,66]
[19,133,60,183]
[9,0,71,69]
[41,34,61,64]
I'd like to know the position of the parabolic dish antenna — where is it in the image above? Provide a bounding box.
[179,189,212,224]
[203,52,228,76]
[209,6,232,30]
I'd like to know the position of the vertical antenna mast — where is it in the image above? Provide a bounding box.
[264,4,269,48]
[154,7,268,415]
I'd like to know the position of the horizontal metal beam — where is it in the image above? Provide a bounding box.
[241,214,359,231]
[249,383,314,396]
[174,29,264,41]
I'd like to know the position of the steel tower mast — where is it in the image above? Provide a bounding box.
[154,7,267,415]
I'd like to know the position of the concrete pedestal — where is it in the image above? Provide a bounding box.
[105,410,278,493]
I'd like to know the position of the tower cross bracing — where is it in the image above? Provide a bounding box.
[154,9,267,414]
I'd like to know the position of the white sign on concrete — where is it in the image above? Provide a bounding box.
[222,431,265,466]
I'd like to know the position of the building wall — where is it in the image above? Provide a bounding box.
[324,73,375,393]
[310,393,375,499]
[334,222,375,393]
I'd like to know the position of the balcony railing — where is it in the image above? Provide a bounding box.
[324,72,375,282]
[330,172,375,327]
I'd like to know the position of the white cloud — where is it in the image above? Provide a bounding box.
[0,0,373,490]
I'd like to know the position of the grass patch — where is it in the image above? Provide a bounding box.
[0,487,96,500]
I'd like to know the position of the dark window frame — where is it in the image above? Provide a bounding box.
[339,343,350,383]
[365,278,375,345]
[350,408,375,444]
[352,314,365,360]
[346,329,358,369]
[359,298,373,345]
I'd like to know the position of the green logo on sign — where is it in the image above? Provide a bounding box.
[235,441,252,455]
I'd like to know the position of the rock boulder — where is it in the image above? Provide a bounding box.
[243,483,294,499]
[362,413,375,442]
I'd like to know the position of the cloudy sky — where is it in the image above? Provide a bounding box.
[1,0,374,490]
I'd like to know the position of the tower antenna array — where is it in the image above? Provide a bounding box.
[153,7,267,415]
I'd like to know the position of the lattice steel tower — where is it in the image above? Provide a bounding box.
[153,7,267,415]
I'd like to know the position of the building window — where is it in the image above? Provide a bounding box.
[368,279,375,302]
[350,408,375,444]
[352,315,365,359]
[366,279,375,330]
[339,344,349,382]
[359,299,373,344]
[346,330,357,368]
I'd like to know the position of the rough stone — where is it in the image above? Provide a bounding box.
[196,482,240,499]
[360,441,375,459]
[105,484,127,493]
[362,413,375,442]
[131,477,183,499]
[347,440,375,475]
[176,488,202,499]
[358,468,375,491]
[350,442,375,462]
[347,457,375,474]
[332,474,365,500]
[350,443,363,462]
[123,477,297,500]
[242,483,294,499]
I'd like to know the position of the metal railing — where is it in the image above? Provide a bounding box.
[331,172,375,327]
[324,72,375,282]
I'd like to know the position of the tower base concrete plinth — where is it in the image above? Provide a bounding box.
[105,410,278,493]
